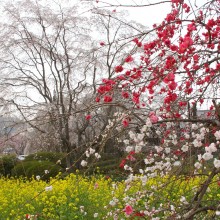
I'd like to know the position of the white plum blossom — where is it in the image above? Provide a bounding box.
[124,165,129,170]
[170,205,175,211]
[173,161,181,166]
[94,213,98,218]
[166,122,172,129]
[172,140,178,145]
[145,167,154,173]
[81,160,87,167]
[165,147,171,154]
[89,148,95,154]
[129,131,135,139]
[44,170,49,174]
[125,146,133,153]
[205,143,217,153]
[184,133,190,139]
[194,162,202,169]
[112,183,117,190]
[180,196,188,204]
[135,145,142,153]
[56,159,61,164]
[173,155,178,160]
[216,211,220,216]
[196,133,205,141]
[181,145,189,152]
[146,118,152,127]
[156,130,161,135]
[165,157,171,162]
[139,169,144,174]
[164,161,171,170]
[109,198,118,206]
[193,139,203,147]
[141,125,148,133]
[80,206,84,213]
[95,153,101,159]
[202,152,213,161]
[85,150,90,157]
[36,175,40,181]
[144,158,154,165]
[209,143,217,151]
[137,133,144,141]
[200,127,208,133]
[155,161,165,170]
[140,175,147,186]
[214,130,220,140]
[198,154,202,161]
[138,141,145,146]
[192,124,198,130]
[45,186,53,191]
[155,146,163,153]
[125,174,136,184]
[123,139,129,145]
[214,159,220,169]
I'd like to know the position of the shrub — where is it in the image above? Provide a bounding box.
[12,161,63,180]
[0,154,17,177]
[24,151,66,168]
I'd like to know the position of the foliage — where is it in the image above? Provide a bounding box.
[12,161,63,181]
[25,152,66,168]
[0,154,17,177]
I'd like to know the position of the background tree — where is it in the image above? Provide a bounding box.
[0,0,149,167]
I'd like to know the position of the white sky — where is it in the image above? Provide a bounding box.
[126,4,171,27]
[0,0,208,28]
[95,0,171,27]
[95,0,208,27]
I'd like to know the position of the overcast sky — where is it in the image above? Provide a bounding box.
[95,0,208,27]
[0,0,208,28]
[94,0,171,27]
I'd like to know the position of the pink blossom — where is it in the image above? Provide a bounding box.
[103,96,112,102]
[122,119,129,127]
[119,159,126,168]
[149,112,159,123]
[122,91,129,99]
[125,55,133,63]
[127,152,135,161]
[168,81,178,90]
[85,115,91,120]
[115,65,123,73]
[124,205,133,215]
[94,182,99,189]
[95,97,100,102]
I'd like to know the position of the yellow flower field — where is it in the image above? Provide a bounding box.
[0,174,219,219]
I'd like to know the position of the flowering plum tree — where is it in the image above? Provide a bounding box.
[87,0,220,218]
